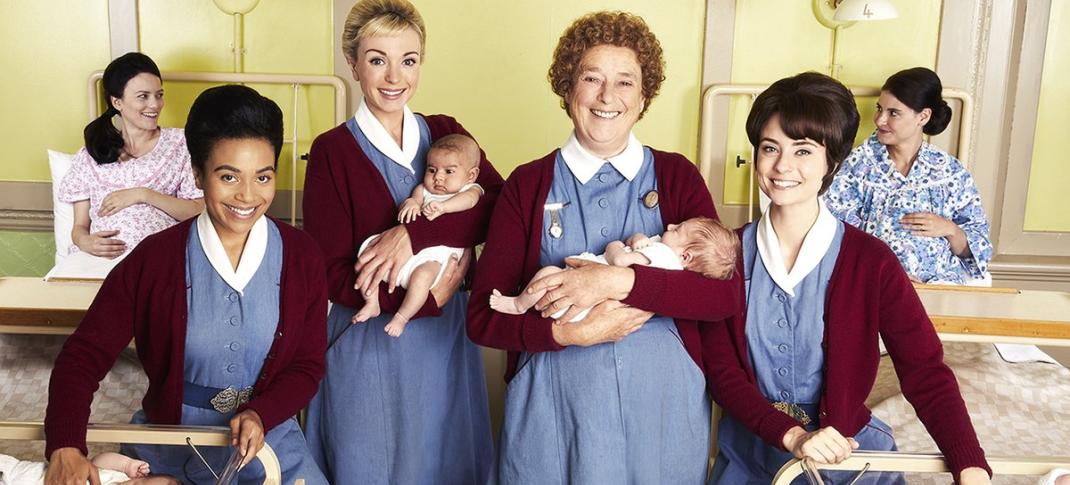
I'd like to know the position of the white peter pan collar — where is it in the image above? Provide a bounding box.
[354,99,420,173]
[560,131,644,184]
[755,200,838,297]
[196,211,268,295]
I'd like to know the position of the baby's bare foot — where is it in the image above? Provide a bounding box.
[489,289,526,315]
[352,305,380,324]
[384,317,408,337]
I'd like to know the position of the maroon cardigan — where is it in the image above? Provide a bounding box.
[701,223,990,480]
[467,148,741,381]
[45,217,328,458]
[302,114,503,316]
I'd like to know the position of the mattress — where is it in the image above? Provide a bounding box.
[867,342,1070,484]
[0,334,147,460]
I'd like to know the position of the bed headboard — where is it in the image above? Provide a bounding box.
[87,70,349,226]
[698,84,974,225]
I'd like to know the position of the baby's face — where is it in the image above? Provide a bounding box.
[423,150,477,195]
[660,220,694,254]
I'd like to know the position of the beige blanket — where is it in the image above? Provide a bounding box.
[0,334,147,460]
[867,342,1070,484]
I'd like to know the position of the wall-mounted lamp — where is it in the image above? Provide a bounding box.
[811,0,899,78]
[212,0,261,72]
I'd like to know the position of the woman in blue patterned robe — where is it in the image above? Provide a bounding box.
[824,67,992,285]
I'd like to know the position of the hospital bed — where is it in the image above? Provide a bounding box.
[0,421,283,484]
[699,83,1070,484]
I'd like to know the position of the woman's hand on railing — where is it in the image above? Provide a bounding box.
[45,447,101,485]
[529,259,635,324]
[551,300,652,347]
[229,409,266,467]
[782,425,859,465]
[958,467,992,485]
[354,225,414,296]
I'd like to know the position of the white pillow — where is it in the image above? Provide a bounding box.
[47,149,75,265]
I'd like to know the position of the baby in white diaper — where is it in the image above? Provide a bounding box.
[1,451,178,485]
[491,216,739,322]
[353,134,483,337]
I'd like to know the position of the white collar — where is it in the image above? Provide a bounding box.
[354,99,420,173]
[196,211,268,295]
[755,200,838,297]
[560,132,644,184]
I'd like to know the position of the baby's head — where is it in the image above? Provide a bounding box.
[661,217,739,280]
[424,134,481,195]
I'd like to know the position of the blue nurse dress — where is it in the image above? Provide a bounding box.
[709,222,904,485]
[304,116,494,484]
[492,150,711,484]
[124,219,327,485]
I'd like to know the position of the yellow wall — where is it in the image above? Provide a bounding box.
[0,1,336,189]
[408,0,708,176]
[0,2,111,181]
[1023,0,1070,232]
[139,0,336,190]
[721,0,941,204]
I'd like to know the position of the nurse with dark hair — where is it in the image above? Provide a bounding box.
[704,72,991,484]
[45,85,328,485]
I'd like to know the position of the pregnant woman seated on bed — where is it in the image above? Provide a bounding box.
[57,52,203,259]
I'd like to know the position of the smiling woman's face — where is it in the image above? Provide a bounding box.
[566,44,645,159]
[350,27,422,120]
[195,138,276,242]
[755,115,829,211]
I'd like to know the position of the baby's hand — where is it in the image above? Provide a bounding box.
[628,233,652,250]
[398,199,421,223]
[423,201,444,221]
[126,459,150,478]
[606,240,627,252]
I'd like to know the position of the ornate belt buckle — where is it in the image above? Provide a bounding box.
[773,401,812,425]
[210,386,254,413]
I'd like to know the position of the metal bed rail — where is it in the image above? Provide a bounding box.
[87,70,349,225]
[698,83,973,222]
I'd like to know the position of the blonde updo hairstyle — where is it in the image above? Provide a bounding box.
[548,11,665,119]
[342,0,427,64]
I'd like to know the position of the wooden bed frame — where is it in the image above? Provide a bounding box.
[772,451,1070,484]
[0,421,283,484]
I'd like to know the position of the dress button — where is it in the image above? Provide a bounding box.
[597,173,606,183]
[777,319,787,328]
[598,198,609,208]
[600,227,609,237]
[229,342,240,351]
[778,344,789,353]
[778,367,788,376]
[403,175,413,184]
[275,331,283,339]
[780,390,790,400]
[226,292,238,302]
[776,293,786,302]
[228,317,239,326]
[226,364,238,373]
[616,358,624,368]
